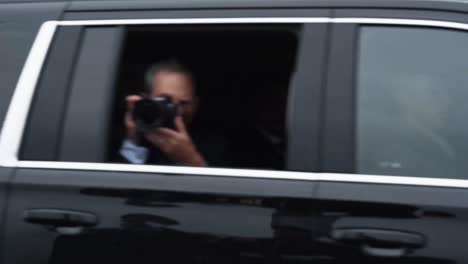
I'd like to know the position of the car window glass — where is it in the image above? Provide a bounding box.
[357,26,468,178]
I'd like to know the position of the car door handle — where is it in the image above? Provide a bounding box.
[23,209,98,227]
[331,228,426,258]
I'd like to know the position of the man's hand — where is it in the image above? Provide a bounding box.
[124,95,143,144]
[145,116,207,166]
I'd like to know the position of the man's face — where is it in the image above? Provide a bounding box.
[150,71,198,125]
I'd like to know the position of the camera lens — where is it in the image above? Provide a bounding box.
[132,96,177,132]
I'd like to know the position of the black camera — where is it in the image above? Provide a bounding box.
[132,96,177,132]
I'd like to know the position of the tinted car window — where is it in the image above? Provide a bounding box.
[357,26,468,178]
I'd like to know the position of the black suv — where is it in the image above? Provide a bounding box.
[2,0,468,263]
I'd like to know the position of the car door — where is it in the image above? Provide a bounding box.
[315,7,468,264]
[0,3,66,263]
[0,7,331,264]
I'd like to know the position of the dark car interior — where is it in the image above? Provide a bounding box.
[109,24,300,170]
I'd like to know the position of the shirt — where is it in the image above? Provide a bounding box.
[120,140,149,164]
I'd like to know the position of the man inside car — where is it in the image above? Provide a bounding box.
[119,60,229,166]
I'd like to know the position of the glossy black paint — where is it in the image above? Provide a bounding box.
[314,6,468,263]
[63,0,468,14]
[4,169,318,264]
[7,169,468,263]
[0,2,65,131]
[1,1,468,264]
[314,182,468,263]
[0,168,14,264]
[0,3,64,263]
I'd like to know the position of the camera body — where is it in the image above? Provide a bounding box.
[132,96,177,132]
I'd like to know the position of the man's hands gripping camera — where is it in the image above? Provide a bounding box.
[124,95,207,166]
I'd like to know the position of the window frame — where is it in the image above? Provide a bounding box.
[0,17,329,181]
[58,26,124,162]
[20,26,84,161]
[322,17,468,185]
[4,17,468,187]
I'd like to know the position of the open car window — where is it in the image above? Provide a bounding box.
[19,21,325,172]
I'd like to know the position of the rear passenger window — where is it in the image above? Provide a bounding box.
[110,25,299,170]
[357,26,468,178]
[20,22,325,172]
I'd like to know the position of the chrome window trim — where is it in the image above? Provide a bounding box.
[2,17,468,188]
[0,21,57,167]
